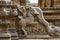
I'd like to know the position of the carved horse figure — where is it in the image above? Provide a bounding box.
[17,6,35,37]
[17,6,60,37]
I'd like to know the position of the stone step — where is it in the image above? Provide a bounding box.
[19,39,60,40]
[43,10,60,14]
[20,35,50,39]
[10,32,18,40]
[41,7,60,10]
[26,35,50,39]
[0,33,11,40]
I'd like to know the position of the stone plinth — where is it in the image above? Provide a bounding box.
[0,33,11,40]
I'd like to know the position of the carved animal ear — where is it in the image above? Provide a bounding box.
[29,7,39,15]
[20,7,26,13]
[28,7,35,13]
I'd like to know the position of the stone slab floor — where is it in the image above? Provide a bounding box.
[19,38,60,40]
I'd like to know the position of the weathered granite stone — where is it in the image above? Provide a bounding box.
[17,6,60,38]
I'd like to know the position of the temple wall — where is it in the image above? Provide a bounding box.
[38,0,60,26]
[18,0,60,26]
[53,0,60,7]
[0,0,60,39]
[20,0,26,6]
[38,0,60,8]
[11,0,20,6]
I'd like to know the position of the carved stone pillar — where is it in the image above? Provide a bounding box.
[45,0,51,7]
[8,7,18,40]
[20,0,26,6]
[53,0,60,7]
[38,0,45,8]
[11,0,20,6]
[9,18,18,40]
[0,1,11,40]
[38,0,42,7]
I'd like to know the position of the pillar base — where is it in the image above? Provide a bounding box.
[0,33,11,40]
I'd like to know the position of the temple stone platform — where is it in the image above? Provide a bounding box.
[0,33,11,40]
[20,35,50,39]
[10,32,18,40]
[19,39,60,40]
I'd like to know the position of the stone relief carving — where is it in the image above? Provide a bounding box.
[17,6,35,36]
[17,6,60,38]
[28,7,60,37]
[0,5,60,39]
